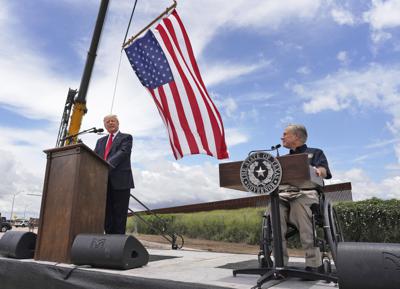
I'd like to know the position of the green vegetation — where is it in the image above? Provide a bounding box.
[127,198,400,246]
[335,198,400,243]
[127,208,266,245]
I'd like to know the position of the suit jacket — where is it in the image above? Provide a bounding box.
[94,132,134,190]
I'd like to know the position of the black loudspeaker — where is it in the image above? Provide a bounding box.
[71,234,149,270]
[0,231,37,259]
[337,242,400,289]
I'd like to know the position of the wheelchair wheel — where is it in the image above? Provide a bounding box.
[323,200,344,263]
[322,256,332,274]
[258,212,274,268]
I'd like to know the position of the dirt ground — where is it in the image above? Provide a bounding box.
[135,233,305,257]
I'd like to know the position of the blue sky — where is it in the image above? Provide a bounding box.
[1,0,400,218]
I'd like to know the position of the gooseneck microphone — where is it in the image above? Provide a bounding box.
[271,144,281,150]
[271,144,281,156]
[92,128,104,133]
[248,143,282,156]
[61,127,104,142]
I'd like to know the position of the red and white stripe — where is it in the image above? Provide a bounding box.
[147,10,228,160]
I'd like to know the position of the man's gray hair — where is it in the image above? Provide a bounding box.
[286,124,308,144]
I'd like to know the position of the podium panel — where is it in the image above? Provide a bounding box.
[34,143,109,263]
[219,153,323,191]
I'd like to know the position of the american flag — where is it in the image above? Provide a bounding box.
[124,9,229,160]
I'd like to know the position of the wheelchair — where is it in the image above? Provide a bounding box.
[258,189,344,274]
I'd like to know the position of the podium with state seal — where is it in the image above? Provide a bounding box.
[219,152,336,288]
[219,153,323,192]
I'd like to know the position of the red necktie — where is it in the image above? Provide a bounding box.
[104,134,113,160]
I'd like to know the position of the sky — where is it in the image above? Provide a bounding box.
[1,0,400,219]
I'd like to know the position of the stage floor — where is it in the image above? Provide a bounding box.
[0,245,338,289]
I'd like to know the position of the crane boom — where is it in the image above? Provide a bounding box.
[57,0,110,146]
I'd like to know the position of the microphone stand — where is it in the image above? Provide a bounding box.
[248,144,281,157]
[127,194,184,250]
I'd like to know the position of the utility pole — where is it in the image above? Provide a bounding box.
[10,191,22,221]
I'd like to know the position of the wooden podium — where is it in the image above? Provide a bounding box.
[219,153,323,191]
[35,143,109,263]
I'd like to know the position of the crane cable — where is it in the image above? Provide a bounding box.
[110,0,139,114]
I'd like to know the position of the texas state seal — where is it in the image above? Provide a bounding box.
[240,152,282,194]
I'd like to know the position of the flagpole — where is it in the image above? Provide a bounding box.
[122,0,177,48]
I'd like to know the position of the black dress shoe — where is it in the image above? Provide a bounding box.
[305,265,324,274]
[299,266,325,281]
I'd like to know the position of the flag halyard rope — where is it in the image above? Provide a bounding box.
[110,0,139,113]
[122,0,177,48]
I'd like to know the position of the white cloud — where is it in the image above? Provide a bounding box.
[175,0,322,55]
[331,8,355,26]
[0,4,71,121]
[0,125,55,173]
[363,0,400,30]
[0,147,44,218]
[278,115,295,127]
[246,92,274,101]
[0,56,73,121]
[333,168,400,200]
[203,61,268,87]
[337,51,349,65]
[363,0,400,44]
[219,98,238,118]
[371,30,392,44]
[130,161,252,210]
[274,40,303,52]
[292,64,400,162]
[0,3,9,28]
[385,163,400,170]
[366,137,400,149]
[225,128,249,147]
[229,0,322,28]
[297,66,311,75]
[350,148,392,164]
[293,64,400,116]
[394,142,400,164]
[0,150,21,197]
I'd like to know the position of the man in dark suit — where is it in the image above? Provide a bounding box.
[95,114,134,234]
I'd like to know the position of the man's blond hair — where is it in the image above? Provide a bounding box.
[103,114,119,123]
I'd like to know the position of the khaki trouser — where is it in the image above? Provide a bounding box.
[269,190,321,268]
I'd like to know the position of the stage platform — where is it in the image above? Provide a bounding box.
[0,244,338,289]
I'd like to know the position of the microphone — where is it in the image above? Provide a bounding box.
[271,144,281,150]
[60,127,104,143]
[271,144,281,157]
[247,144,282,156]
[93,128,104,133]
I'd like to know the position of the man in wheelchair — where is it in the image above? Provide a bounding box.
[277,124,332,272]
